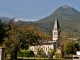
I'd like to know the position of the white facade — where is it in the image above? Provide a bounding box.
[29,19,60,55]
[29,43,54,55]
[52,29,58,41]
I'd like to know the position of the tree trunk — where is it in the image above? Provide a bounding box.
[11,53,14,60]
[14,51,17,60]
[13,47,18,60]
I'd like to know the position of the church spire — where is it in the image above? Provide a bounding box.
[54,18,60,30]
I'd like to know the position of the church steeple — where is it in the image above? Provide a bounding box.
[52,18,60,41]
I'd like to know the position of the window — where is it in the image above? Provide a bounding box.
[46,47,47,51]
[54,32,57,35]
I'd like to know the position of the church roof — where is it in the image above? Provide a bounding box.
[54,18,60,30]
[37,39,55,44]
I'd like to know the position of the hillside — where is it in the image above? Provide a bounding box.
[18,5,80,37]
[0,17,11,22]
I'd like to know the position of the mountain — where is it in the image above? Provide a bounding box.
[18,5,80,37]
[0,17,11,22]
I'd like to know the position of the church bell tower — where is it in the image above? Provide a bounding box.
[52,18,61,49]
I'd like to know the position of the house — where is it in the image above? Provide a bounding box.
[29,18,61,55]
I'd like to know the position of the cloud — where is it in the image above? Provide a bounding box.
[14,18,37,21]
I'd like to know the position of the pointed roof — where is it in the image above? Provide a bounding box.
[54,18,60,29]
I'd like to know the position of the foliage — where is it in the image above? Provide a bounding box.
[59,37,80,56]
[17,50,34,57]
[3,20,21,53]
[74,43,80,51]
[47,49,55,59]
[20,25,51,47]
[60,31,68,41]
[49,49,55,56]
[63,40,75,54]
[55,49,62,58]
[77,38,80,43]
[35,46,44,57]
[40,52,46,57]
[0,20,6,45]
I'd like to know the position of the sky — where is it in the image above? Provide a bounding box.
[0,0,80,21]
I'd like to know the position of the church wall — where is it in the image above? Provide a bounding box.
[29,43,54,55]
[42,44,54,55]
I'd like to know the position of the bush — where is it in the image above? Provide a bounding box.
[17,50,34,57]
[40,52,46,57]
[55,52,62,58]
[55,49,62,59]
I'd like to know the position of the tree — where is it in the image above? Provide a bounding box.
[74,43,80,51]
[35,46,44,57]
[3,20,50,60]
[3,20,21,59]
[55,49,62,58]
[63,40,75,55]
[49,49,55,55]
[58,31,69,56]
[0,20,5,45]
[48,49,55,59]
[60,31,68,41]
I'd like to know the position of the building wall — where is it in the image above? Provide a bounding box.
[29,43,54,55]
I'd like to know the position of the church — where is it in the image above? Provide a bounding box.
[29,18,61,55]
